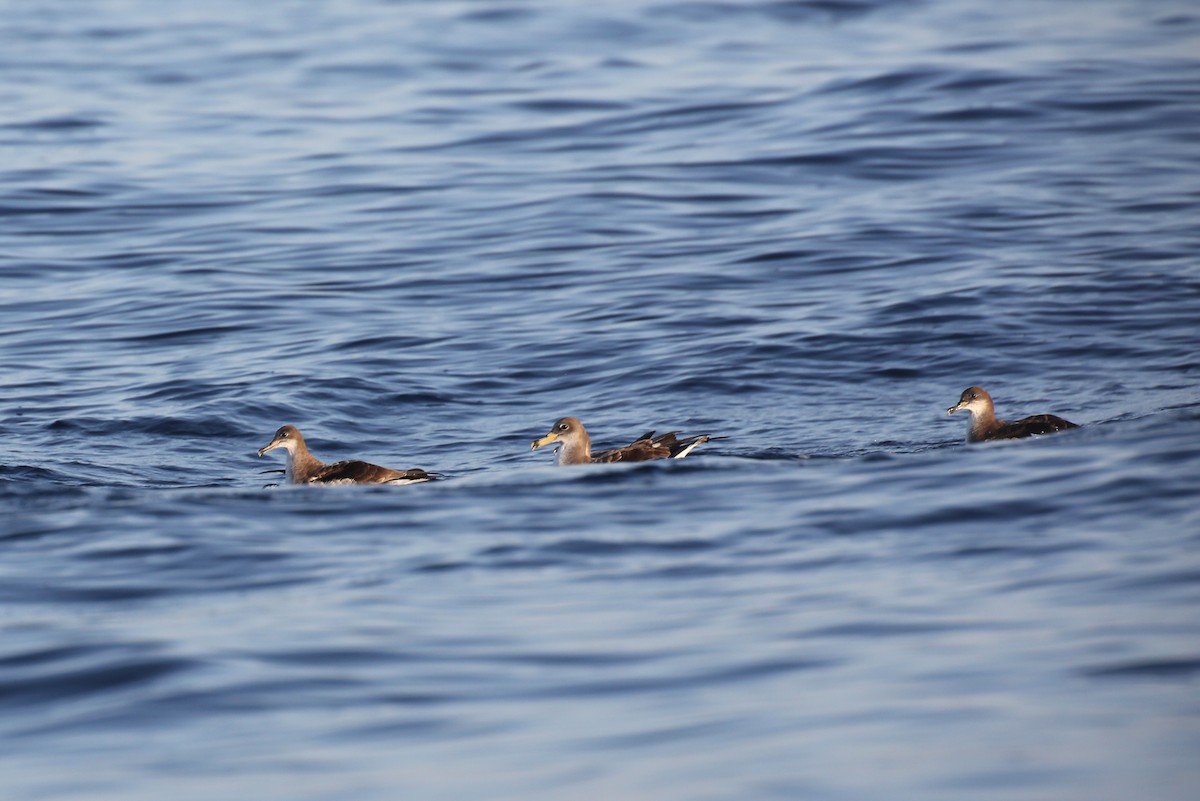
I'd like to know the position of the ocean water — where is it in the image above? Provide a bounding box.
[2,0,1199,798]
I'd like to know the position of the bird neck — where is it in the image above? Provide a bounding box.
[967,407,1004,442]
[557,437,592,465]
[282,441,324,483]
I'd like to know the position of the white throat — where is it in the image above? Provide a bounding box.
[556,438,590,465]
[276,442,298,483]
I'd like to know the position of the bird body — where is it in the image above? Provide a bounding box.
[257,425,436,485]
[947,387,1079,443]
[530,417,713,465]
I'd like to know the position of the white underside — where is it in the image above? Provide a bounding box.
[280,447,297,484]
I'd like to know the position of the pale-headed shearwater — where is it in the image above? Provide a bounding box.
[258,425,437,485]
[530,416,714,465]
[947,387,1079,443]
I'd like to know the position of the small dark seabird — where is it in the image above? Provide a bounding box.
[258,425,437,485]
[530,416,714,465]
[947,387,1080,443]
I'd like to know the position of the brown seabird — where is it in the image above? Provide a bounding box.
[947,386,1080,443]
[530,416,714,465]
[257,425,437,485]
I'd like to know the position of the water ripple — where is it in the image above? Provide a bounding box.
[1,1,1198,799]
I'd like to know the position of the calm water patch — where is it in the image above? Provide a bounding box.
[2,0,1199,799]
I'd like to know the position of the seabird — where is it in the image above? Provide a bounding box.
[530,416,714,465]
[947,386,1080,443]
[257,425,437,485]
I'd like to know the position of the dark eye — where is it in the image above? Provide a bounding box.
[969,392,978,400]
[280,430,290,438]
[558,423,569,431]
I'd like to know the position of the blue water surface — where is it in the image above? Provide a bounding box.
[2,0,1199,799]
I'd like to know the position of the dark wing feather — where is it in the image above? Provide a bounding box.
[382,468,438,484]
[591,431,713,463]
[656,432,714,458]
[594,442,669,463]
[309,460,432,485]
[991,414,1079,440]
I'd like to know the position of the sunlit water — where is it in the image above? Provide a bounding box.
[2,1,1199,799]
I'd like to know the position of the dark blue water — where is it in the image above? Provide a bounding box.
[3,0,1199,798]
